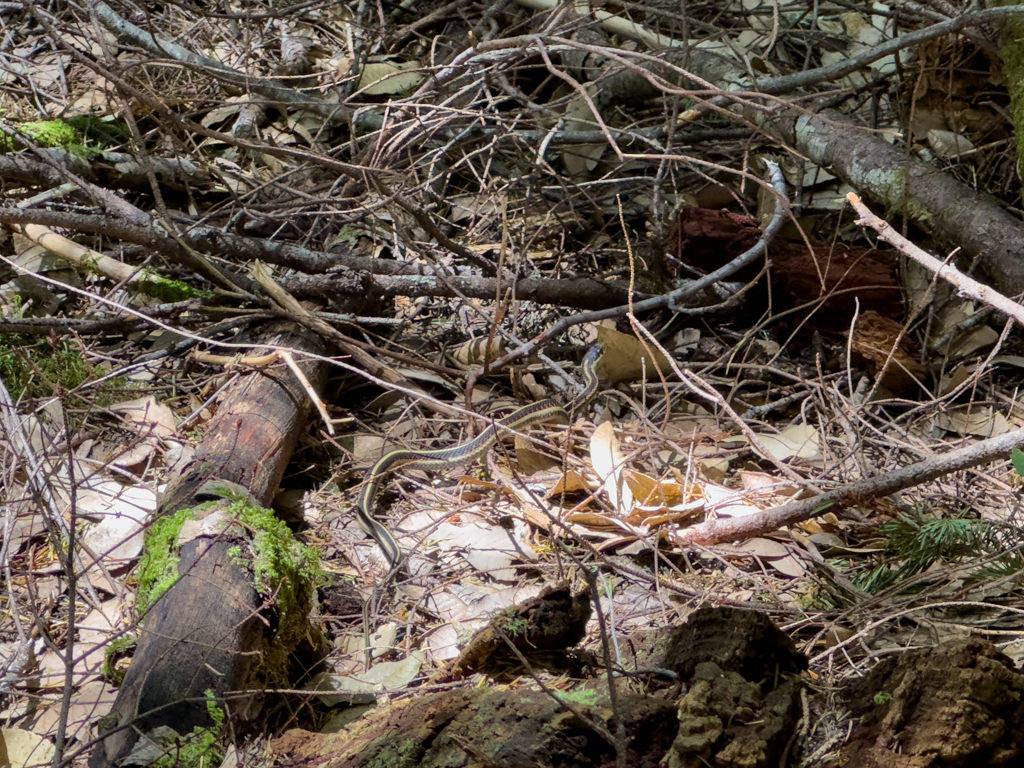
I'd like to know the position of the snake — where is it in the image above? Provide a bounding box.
[358,345,603,571]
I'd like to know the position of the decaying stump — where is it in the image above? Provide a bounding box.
[841,638,1024,767]
[272,605,808,768]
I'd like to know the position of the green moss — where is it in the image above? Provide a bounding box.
[136,490,322,687]
[0,120,78,152]
[554,688,599,706]
[78,252,100,273]
[96,712,121,735]
[365,739,419,768]
[0,335,90,400]
[493,605,529,637]
[152,690,225,768]
[235,502,322,684]
[997,2,1024,175]
[93,375,134,408]
[64,115,131,148]
[133,271,215,302]
[135,507,197,616]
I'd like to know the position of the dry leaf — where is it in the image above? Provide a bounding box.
[1,728,56,767]
[593,326,672,384]
[562,86,606,176]
[357,60,424,95]
[733,538,807,578]
[624,501,704,528]
[307,651,425,704]
[752,423,821,463]
[514,435,559,474]
[936,407,1011,438]
[927,129,974,158]
[623,470,695,507]
[590,420,632,513]
[546,469,591,497]
[702,483,763,518]
[433,522,531,580]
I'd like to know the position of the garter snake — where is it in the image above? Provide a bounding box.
[358,345,603,570]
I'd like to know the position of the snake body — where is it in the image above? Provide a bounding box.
[359,345,603,570]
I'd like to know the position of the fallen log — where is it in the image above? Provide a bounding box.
[89,321,329,768]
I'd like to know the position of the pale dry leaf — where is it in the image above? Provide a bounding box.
[752,423,821,462]
[623,470,695,507]
[1,728,56,768]
[594,535,645,553]
[989,355,1024,369]
[76,481,156,518]
[424,583,541,660]
[200,98,248,128]
[37,641,107,689]
[368,623,398,661]
[564,511,635,533]
[514,435,559,474]
[519,372,547,401]
[662,414,722,439]
[735,537,790,558]
[807,533,882,555]
[111,395,177,440]
[625,502,704,529]
[590,420,632,513]
[702,483,763,518]
[938,363,971,397]
[433,521,535,580]
[733,538,807,578]
[929,301,998,358]
[357,60,424,95]
[547,468,591,496]
[351,434,386,460]
[447,194,503,224]
[593,326,672,384]
[78,600,125,644]
[766,554,807,578]
[927,129,974,158]
[308,651,424,704]
[30,679,116,745]
[393,366,448,386]
[936,407,1011,438]
[561,84,606,176]
[738,470,801,493]
[76,483,155,563]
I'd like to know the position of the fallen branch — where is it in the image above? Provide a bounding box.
[847,192,1024,324]
[673,427,1024,546]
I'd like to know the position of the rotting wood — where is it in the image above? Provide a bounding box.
[89,321,328,768]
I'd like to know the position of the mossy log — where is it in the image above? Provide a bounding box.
[90,322,329,768]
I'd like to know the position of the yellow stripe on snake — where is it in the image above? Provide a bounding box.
[358,345,603,570]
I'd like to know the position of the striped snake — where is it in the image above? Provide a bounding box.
[358,345,603,570]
